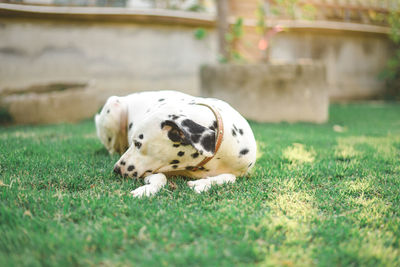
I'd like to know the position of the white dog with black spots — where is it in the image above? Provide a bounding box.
[95,91,257,197]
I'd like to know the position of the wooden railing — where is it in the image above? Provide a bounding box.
[1,0,396,25]
[267,0,398,25]
[0,0,215,12]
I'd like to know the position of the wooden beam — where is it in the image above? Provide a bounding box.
[216,0,229,59]
[0,3,215,27]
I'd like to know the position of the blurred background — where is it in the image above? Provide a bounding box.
[0,0,398,124]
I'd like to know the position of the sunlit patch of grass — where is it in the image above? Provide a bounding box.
[0,130,73,143]
[270,190,317,222]
[339,228,400,265]
[335,138,359,161]
[343,179,373,195]
[3,131,40,139]
[256,140,267,160]
[0,131,34,140]
[259,190,319,266]
[83,133,98,139]
[336,135,400,161]
[367,135,400,161]
[351,195,390,224]
[283,143,316,166]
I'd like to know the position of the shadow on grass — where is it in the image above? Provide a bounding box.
[94,148,110,156]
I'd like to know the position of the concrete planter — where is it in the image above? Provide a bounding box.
[0,82,102,125]
[200,62,329,123]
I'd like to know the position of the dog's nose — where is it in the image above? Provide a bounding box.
[113,164,121,175]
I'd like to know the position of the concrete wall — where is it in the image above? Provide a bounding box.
[270,31,392,101]
[0,5,218,124]
[0,18,217,99]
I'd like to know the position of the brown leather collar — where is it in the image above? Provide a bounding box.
[116,108,129,155]
[148,102,225,177]
[192,103,224,171]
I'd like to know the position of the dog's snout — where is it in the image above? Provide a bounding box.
[113,164,121,175]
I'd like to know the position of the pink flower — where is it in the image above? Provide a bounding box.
[258,39,268,51]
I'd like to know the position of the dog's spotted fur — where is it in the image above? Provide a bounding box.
[95,90,257,197]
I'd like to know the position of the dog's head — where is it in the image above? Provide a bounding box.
[113,116,217,178]
[95,96,129,155]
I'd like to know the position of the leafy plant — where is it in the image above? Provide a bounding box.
[256,1,284,62]
[143,0,208,12]
[255,2,268,37]
[270,0,298,19]
[194,28,207,40]
[380,11,400,100]
[269,0,316,20]
[200,0,315,63]
[186,3,206,12]
[220,17,245,63]
[301,3,317,21]
[0,107,13,125]
[194,16,244,62]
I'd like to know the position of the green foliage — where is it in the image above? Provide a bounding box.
[367,8,387,24]
[0,107,13,125]
[301,3,317,21]
[270,0,316,20]
[256,1,267,36]
[223,17,244,43]
[220,17,245,63]
[274,0,298,18]
[186,4,206,12]
[194,28,207,40]
[1,103,400,266]
[232,16,244,38]
[389,10,400,44]
[142,0,207,12]
[380,11,400,100]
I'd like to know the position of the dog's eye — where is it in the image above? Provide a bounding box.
[108,137,111,143]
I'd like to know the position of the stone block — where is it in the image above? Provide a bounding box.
[0,83,102,125]
[200,62,329,123]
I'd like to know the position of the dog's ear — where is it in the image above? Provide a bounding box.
[94,114,101,138]
[161,119,216,157]
[94,113,100,125]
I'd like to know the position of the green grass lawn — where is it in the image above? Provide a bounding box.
[1,103,400,266]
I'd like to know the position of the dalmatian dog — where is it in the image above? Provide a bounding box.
[95,90,257,197]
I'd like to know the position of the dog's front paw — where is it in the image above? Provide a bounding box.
[131,173,167,198]
[130,185,159,198]
[187,180,211,193]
